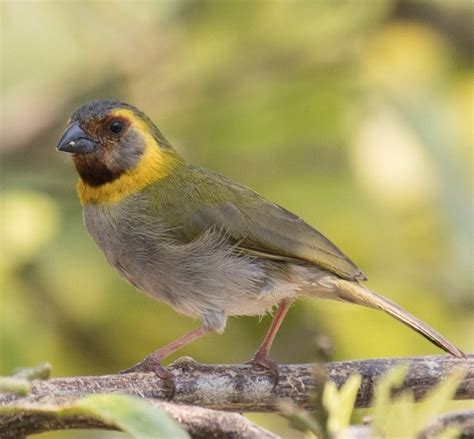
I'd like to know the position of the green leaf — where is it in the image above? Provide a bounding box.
[278,400,323,436]
[71,394,189,438]
[369,365,465,438]
[0,377,31,396]
[371,364,408,434]
[380,391,416,439]
[335,374,361,429]
[0,393,189,438]
[0,363,51,395]
[415,368,466,432]
[13,362,52,381]
[322,374,361,436]
[322,381,338,413]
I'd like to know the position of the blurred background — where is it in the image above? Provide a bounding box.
[1,0,472,437]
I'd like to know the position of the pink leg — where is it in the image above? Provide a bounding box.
[249,299,293,385]
[254,299,293,359]
[147,326,211,361]
[121,326,212,398]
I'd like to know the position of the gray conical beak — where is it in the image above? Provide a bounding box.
[57,122,97,154]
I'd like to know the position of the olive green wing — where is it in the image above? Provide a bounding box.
[186,168,367,282]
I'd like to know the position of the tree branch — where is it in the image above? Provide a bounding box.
[0,401,280,439]
[1,355,472,436]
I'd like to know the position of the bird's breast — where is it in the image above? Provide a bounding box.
[82,194,170,294]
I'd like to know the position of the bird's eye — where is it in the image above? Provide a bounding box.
[109,120,124,134]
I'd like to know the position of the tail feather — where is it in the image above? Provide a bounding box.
[331,278,465,358]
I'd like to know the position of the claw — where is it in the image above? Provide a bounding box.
[247,354,280,389]
[120,356,176,400]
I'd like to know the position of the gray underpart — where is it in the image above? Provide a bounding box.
[83,194,338,333]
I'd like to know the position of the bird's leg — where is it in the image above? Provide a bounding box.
[121,326,212,398]
[248,299,293,387]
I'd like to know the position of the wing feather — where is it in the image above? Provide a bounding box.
[187,168,367,281]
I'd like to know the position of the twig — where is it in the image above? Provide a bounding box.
[0,401,280,439]
[418,410,474,439]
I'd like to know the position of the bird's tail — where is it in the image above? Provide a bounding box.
[325,277,465,358]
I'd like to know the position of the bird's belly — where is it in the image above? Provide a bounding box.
[82,199,298,328]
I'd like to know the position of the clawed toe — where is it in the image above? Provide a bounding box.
[120,356,176,400]
[247,354,280,389]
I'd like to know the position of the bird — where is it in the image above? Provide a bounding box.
[56,99,464,387]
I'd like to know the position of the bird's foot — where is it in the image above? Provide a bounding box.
[247,352,279,389]
[120,355,175,400]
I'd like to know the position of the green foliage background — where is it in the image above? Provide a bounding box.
[1,1,472,437]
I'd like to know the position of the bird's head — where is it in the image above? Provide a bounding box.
[57,100,182,204]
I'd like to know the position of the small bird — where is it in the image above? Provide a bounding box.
[57,99,464,384]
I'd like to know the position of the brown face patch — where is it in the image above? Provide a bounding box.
[72,150,126,187]
[71,113,146,187]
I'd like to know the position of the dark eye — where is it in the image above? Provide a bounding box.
[109,120,124,134]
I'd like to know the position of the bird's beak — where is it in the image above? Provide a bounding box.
[56,122,97,154]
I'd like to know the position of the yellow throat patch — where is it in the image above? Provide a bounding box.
[77,109,177,205]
